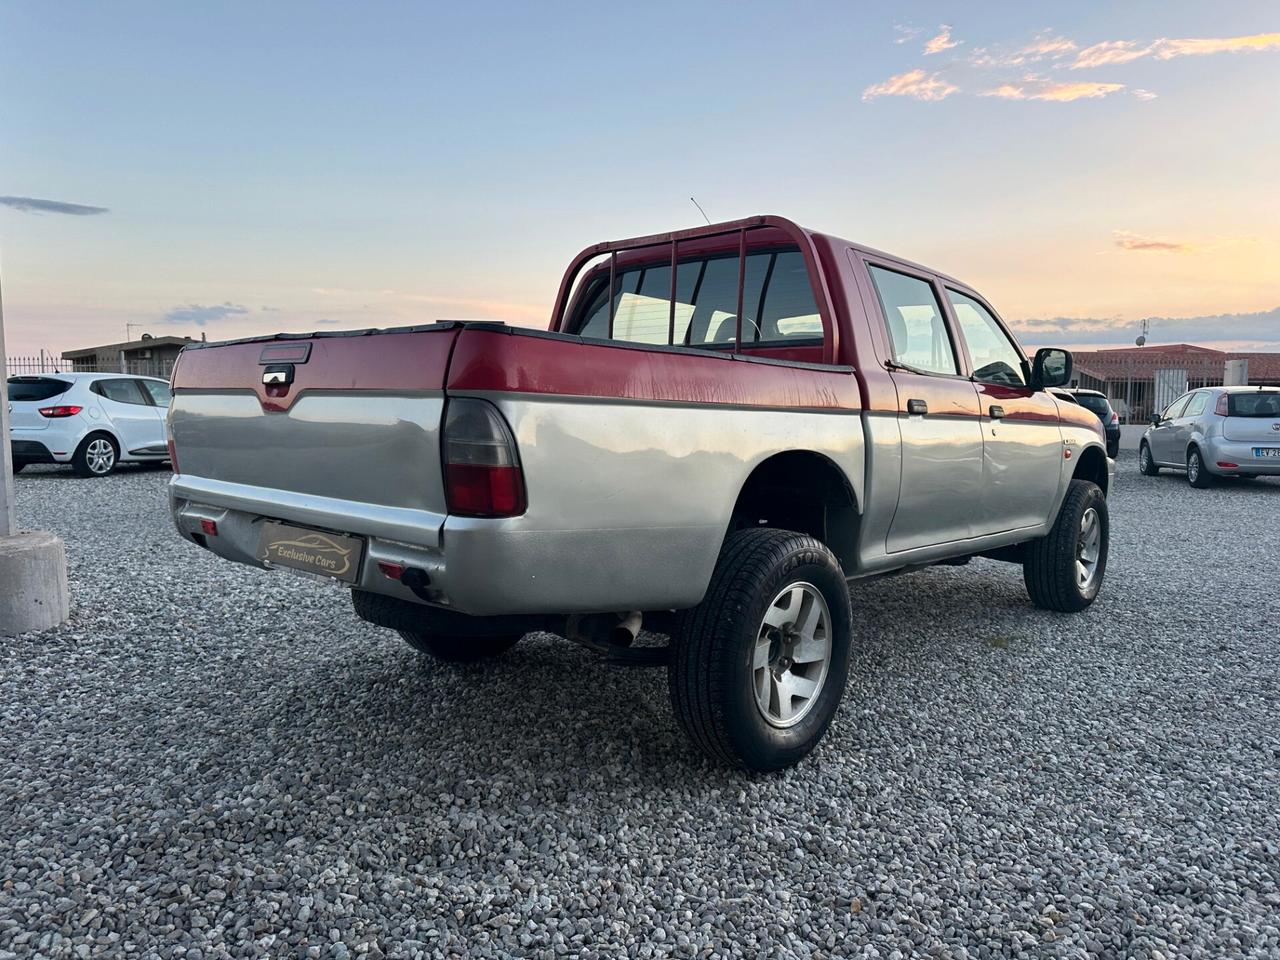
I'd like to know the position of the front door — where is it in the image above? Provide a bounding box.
[1149,392,1191,464]
[945,289,1064,534]
[864,263,986,552]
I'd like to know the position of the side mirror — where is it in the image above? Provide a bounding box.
[1031,348,1072,389]
[1150,413,1162,426]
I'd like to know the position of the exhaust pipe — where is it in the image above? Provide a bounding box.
[609,611,643,648]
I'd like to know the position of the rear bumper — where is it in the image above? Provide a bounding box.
[1204,438,1280,476]
[10,440,57,464]
[169,475,719,616]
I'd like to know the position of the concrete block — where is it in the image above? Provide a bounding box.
[0,531,70,637]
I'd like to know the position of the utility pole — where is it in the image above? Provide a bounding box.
[0,269,71,636]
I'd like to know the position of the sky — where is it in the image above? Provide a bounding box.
[2,1,1278,359]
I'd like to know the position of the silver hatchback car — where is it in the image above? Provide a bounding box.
[1140,386,1280,487]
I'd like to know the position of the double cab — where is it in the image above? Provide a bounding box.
[167,216,1113,770]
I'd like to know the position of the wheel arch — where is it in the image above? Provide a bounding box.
[724,450,861,573]
[1071,443,1109,495]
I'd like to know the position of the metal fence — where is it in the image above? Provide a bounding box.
[5,355,175,380]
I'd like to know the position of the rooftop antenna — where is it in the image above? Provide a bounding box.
[1135,318,1150,347]
[690,197,711,225]
[126,321,148,341]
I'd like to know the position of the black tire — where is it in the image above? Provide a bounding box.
[1024,479,1109,613]
[71,432,119,478]
[1187,447,1214,488]
[669,528,853,772]
[397,631,521,662]
[1138,442,1160,476]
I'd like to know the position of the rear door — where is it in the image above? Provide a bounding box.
[945,288,1063,534]
[91,378,165,456]
[864,262,986,552]
[5,376,72,431]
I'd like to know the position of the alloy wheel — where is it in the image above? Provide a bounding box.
[1076,507,1102,590]
[86,438,115,475]
[753,582,832,728]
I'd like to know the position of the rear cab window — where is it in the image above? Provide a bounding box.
[568,246,823,351]
[6,377,71,402]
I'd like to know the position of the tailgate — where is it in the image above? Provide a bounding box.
[6,376,73,431]
[169,326,460,544]
[1222,391,1280,442]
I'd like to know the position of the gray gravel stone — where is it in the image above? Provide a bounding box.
[1,458,1278,958]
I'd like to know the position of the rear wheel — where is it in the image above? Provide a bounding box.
[669,528,852,772]
[72,433,118,478]
[398,631,521,662]
[1138,442,1160,476]
[1024,479,1108,612]
[1187,447,1214,488]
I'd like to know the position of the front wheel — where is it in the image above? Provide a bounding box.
[669,528,853,772]
[1024,479,1109,612]
[398,631,522,662]
[1187,447,1214,488]
[1138,442,1160,476]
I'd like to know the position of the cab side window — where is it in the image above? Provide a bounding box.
[1183,391,1208,417]
[866,265,958,375]
[141,380,172,407]
[92,378,148,405]
[1162,395,1191,420]
[946,290,1026,387]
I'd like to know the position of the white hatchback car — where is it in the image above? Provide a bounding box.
[7,372,172,477]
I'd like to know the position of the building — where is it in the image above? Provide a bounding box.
[60,334,200,378]
[1071,344,1280,423]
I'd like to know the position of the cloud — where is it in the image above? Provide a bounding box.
[862,69,959,102]
[0,195,108,216]
[1132,88,1158,101]
[893,24,923,45]
[1073,32,1280,68]
[1011,307,1280,347]
[1112,230,1197,253]
[984,76,1125,102]
[923,26,959,55]
[315,318,340,325]
[161,302,250,326]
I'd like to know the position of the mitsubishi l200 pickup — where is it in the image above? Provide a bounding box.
[167,216,1113,771]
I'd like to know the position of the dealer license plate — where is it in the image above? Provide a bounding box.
[257,521,364,583]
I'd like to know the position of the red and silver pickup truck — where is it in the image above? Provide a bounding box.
[168,216,1112,770]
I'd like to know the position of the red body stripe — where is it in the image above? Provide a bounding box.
[446,330,861,410]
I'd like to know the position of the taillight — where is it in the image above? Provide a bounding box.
[1215,394,1229,416]
[443,399,526,518]
[38,405,82,418]
[166,437,180,474]
[1109,411,1119,425]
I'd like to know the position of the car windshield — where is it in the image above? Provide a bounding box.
[1075,395,1111,418]
[6,377,71,402]
[1227,392,1280,417]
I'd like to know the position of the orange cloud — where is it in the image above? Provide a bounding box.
[924,26,959,55]
[1074,32,1280,68]
[984,76,1125,102]
[862,69,959,102]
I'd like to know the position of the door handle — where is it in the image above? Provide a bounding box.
[906,399,928,416]
[989,405,1005,419]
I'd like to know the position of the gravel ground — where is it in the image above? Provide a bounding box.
[2,457,1279,959]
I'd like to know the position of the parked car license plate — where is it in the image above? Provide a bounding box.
[257,521,364,583]
[1254,448,1280,458]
